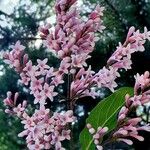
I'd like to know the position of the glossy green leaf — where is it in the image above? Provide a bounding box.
[79,87,134,150]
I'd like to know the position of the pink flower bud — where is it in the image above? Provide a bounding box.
[5,109,12,114]
[89,128,95,134]
[117,138,133,145]
[14,92,19,105]
[7,91,12,98]
[94,139,99,145]
[128,118,142,125]
[87,123,92,129]
[93,133,100,139]
[126,26,135,41]
[96,145,103,150]
[23,101,27,107]
[129,134,144,141]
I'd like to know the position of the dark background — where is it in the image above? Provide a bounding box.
[0,0,150,149]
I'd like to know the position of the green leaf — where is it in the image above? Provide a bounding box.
[79,87,134,150]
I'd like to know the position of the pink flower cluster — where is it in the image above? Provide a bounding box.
[85,71,150,149]
[4,91,75,150]
[18,108,75,150]
[113,117,149,145]
[4,91,27,117]
[134,71,150,95]
[4,0,150,104]
[39,0,105,72]
[40,0,150,100]
[113,71,150,145]
[107,27,150,69]
[70,66,119,100]
[2,0,150,149]
[3,0,121,109]
[87,123,108,150]
[3,41,63,105]
[70,26,150,100]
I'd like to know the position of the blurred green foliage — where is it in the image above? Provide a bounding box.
[0,101,25,150]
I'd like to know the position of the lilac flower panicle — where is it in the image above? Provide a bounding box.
[2,0,150,149]
[113,71,150,145]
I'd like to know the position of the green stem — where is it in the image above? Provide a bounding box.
[67,73,75,150]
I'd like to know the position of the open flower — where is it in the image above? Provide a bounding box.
[43,83,57,101]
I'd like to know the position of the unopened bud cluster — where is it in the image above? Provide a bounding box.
[87,123,108,150]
